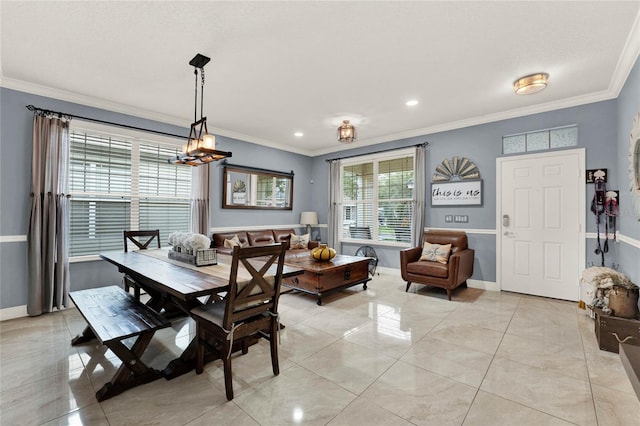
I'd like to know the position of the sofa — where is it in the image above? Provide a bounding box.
[400,230,474,300]
[211,228,319,261]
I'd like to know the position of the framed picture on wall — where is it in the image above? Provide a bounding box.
[431,180,483,206]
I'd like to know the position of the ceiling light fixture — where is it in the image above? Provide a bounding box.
[337,120,357,143]
[170,53,232,166]
[406,100,419,107]
[294,132,304,137]
[513,73,549,95]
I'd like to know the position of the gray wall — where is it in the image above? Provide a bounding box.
[208,136,313,228]
[2,56,638,310]
[310,99,620,282]
[0,88,314,309]
[615,57,640,284]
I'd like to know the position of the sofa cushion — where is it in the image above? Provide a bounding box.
[213,232,248,249]
[290,233,309,249]
[273,229,295,250]
[407,260,449,278]
[420,242,452,264]
[247,230,276,246]
[224,235,242,248]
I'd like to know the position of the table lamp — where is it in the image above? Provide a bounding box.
[300,211,318,236]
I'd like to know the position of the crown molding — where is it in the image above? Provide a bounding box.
[0,75,190,128]
[308,89,618,157]
[0,75,312,157]
[3,5,639,162]
[0,72,629,159]
[609,9,640,97]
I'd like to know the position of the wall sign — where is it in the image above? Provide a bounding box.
[431,180,483,206]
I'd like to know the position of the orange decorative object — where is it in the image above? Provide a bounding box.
[310,244,336,261]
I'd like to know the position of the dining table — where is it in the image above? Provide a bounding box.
[99,247,302,379]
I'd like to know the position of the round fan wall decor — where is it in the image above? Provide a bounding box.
[432,156,480,182]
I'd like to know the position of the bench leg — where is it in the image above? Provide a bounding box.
[96,332,163,401]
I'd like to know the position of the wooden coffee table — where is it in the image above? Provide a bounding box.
[282,254,371,305]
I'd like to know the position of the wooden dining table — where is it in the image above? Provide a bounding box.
[100,248,302,379]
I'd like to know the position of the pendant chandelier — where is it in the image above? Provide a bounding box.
[337,119,357,143]
[170,53,232,166]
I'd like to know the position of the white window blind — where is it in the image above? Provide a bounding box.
[341,153,414,243]
[69,128,191,257]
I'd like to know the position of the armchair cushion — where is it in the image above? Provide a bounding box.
[420,242,452,264]
[407,260,449,278]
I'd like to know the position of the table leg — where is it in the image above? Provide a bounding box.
[71,325,96,345]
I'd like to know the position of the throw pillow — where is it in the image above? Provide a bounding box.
[420,242,452,264]
[289,233,310,249]
[224,235,242,248]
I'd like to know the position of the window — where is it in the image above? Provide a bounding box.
[341,150,414,243]
[69,125,190,257]
[502,124,578,154]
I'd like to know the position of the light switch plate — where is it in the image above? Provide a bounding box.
[445,215,453,223]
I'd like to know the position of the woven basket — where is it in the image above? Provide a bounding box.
[608,285,639,319]
[168,248,217,267]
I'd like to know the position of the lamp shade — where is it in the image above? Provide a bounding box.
[300,211,319,225]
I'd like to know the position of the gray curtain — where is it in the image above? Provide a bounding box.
[190,165,210,235]
[327,160,342,253]
[411,144,427,247]
[27,114,71,316]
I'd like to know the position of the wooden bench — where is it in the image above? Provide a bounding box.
[69,285,171,401]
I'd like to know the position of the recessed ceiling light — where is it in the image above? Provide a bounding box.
[294,132,304,137]
[406,100,419,107]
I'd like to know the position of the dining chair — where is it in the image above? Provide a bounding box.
[123,229,161,300]
[191,243,286,401]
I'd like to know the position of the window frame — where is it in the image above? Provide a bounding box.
[339,148,415,247]
[68,121,190,262]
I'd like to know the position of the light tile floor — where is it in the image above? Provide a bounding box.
[1,273,639,425]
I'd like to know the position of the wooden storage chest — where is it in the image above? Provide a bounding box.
[282,255,370,305]
[594,307,640,354]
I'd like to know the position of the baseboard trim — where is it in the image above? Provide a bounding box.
[375,266,399,275]
[0,305,28,321]
[468,279,500,292]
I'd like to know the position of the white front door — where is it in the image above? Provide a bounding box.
[497,149,585,301]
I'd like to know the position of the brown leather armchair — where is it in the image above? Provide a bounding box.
[400,230,474,300]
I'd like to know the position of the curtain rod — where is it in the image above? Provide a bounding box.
[26,105,188,140]
[325,141,429,162]
[220,160,294,177]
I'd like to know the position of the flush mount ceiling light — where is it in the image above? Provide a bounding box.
[170,53,232,166]
[337,120,357,143]
[406,100,419,107]
[514,73,549,95]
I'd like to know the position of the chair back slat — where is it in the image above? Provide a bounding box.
[223,244,286,328]
[124,230,161,252]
